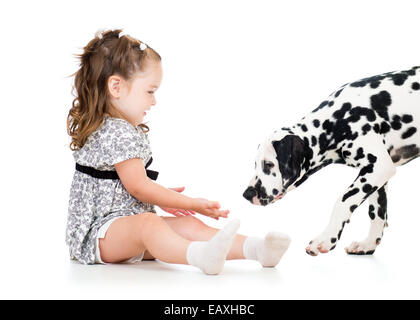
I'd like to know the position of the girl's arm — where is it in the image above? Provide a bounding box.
[114,158,229,218]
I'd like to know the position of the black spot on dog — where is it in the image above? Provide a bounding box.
[311,136,317,147]
[370,91,391,121]
[350,205,358,213]
[359,164,374,176]
[335,88,344,97]
[318,133,329,154]
[368,205,375,220]
[328,101,335,107]
[380,121,391,134]
[362,184,373,193]
[337,220,348,240]
[332,119,358,144]
[301,124,308,132]
[362,124,371,135]
[333,102,352,119]
[313,119,320,128]
[367,154,377,163]
[348,250,376,255]
[303,137,310,149]
[377,186,387,220]
[412,82,420,90]
[363,186,378,201]
[354,148,365,160]
[347,106,377,122]
[401,114,413,124]
[391,73,408,86]
[312,100,329,113]
[391,115,402,130]
[350,75,383,88]
[361,178,367,183]
[402,127,417,139]
[272,188,279,195]
[322,119,334,135]
[370,81,381,89]
[342,188,359,202]
[331,237,337,243]
[405,68,417,76]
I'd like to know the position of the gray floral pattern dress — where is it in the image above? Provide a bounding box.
[66,116,156,265]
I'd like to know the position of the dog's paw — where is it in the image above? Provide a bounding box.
[345,240,378,255]
[305,236,337,256]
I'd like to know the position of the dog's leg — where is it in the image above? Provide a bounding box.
[345,184,388,255]
[306,136,395,256]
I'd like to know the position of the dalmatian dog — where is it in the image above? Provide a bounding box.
[243,66,420,256]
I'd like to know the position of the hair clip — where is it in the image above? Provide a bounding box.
[139,42,148,51]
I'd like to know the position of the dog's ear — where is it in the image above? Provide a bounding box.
[272,135,306,187]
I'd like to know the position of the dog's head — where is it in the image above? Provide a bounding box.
[243,130,308,206]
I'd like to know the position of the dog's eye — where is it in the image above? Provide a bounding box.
[263,161,274,168]
[262,160,275,174]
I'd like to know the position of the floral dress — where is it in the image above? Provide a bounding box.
[65,116,156,265]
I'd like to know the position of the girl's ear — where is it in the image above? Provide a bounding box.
[107,75,122,98]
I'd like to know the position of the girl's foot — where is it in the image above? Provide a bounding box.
[186,219,240,275]
[243,232,291,267]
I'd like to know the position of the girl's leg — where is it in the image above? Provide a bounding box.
[163,215,291,267]
[162,216,246,260]
[99,212,240,274]
[99,212,190,264]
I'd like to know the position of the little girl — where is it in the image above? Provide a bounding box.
[65,29,291,275]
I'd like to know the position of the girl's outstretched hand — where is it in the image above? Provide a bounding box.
[192,198,230,220]
[158,187,197,217]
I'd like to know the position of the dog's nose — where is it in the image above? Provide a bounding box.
[243,187,257,201]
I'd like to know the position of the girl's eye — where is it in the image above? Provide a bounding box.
[148,91,154,94]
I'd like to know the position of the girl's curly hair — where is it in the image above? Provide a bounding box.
[67,29,161,151]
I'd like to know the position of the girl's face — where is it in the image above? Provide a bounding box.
[109,60,162,127]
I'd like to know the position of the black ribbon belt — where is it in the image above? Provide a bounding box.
[75,157,159,181]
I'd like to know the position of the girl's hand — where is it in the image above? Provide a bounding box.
[158,187,197,217]
[192,198,230,220]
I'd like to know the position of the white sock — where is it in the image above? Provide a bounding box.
[243,232,291,267]
[186,219,240,275]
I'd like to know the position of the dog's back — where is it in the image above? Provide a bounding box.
[302,66,420,165]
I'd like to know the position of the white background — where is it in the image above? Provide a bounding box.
[1,0,420,299]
